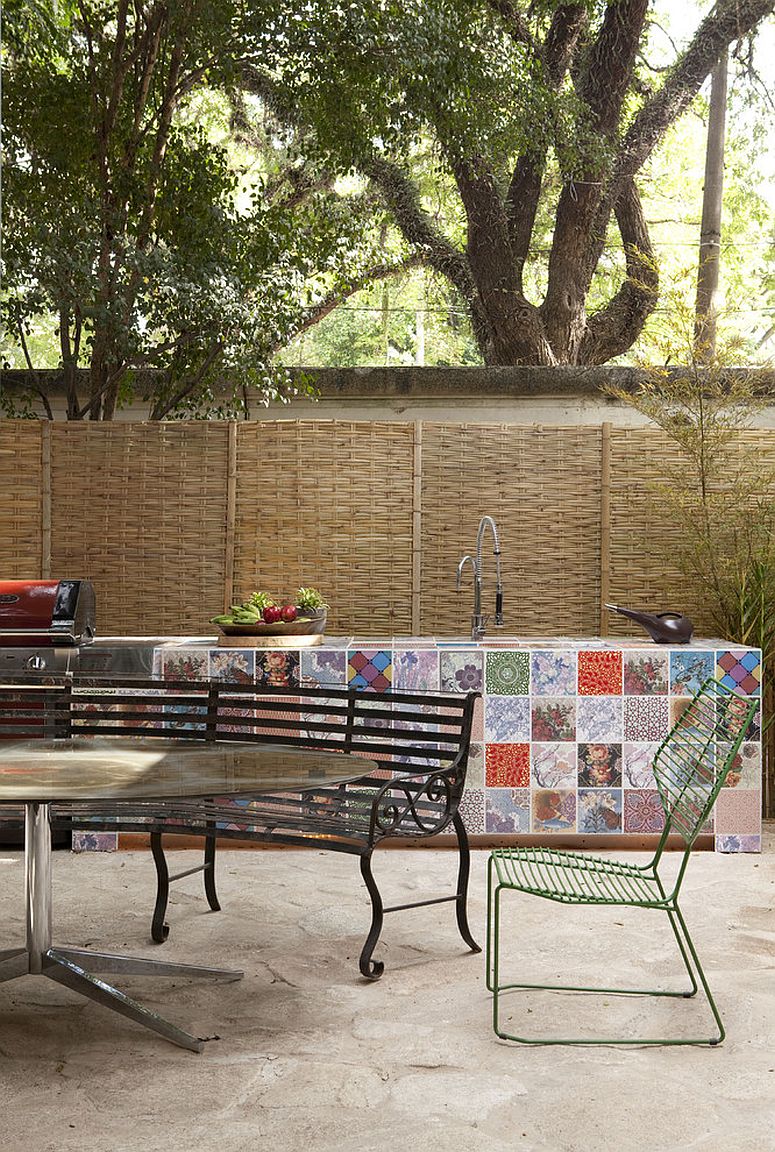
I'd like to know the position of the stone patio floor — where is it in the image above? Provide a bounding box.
[0,829,773,1152]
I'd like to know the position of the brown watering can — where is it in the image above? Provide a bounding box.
[605,604,694,645]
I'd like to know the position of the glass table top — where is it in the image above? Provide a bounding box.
[0,737,377,803]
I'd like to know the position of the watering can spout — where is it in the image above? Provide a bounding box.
[605,603,694,645]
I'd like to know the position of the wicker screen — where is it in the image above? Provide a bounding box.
[0,421,44,577]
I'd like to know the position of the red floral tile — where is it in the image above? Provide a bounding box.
[485,743,530,787]
[578,651,622,695]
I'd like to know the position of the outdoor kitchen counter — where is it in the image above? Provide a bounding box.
[142,634,763,855]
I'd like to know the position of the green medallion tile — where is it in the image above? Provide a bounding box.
[485,650,529,695]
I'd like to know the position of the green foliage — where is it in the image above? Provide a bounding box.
[608,297,775,680]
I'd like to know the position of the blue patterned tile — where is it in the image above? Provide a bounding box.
[484,695,530,742]
[530,650,576,696]
[670,650,714,695]
[576,696,623,742]
[578,789,622,833]
[485,788,531,833]
[393,649,439,691]
[300,648,348,687]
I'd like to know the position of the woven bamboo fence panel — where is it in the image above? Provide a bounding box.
[0,421,44,577]
[419,424,604,635]
[48,423,230,634]
[232,421,415,633]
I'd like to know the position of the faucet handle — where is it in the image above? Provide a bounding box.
[495,590,504,626]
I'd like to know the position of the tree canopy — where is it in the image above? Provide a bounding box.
[244,0,775,366]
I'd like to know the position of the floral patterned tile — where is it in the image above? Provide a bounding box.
[209,649,255,683]
[531,650,576,696]
[623,651,668,695]
[465,742,484,788]
[485,650,530,695]
[578,651,622,696]
[716,649,762,696]
[485,743,530,787]
[721,696,761,742]
[440,651,483,694]
[623,696,670,742]
[531,743,577,789]
[622,742,659,789]
[578,788,622,833]
[715,835,762,853]
[393,649,440,691]
[485,788,531,833]
[531,698,576,742]
[713,788,761,835]
[576,697,623,743]
[718,742,761,789]
[72,831,118,852]
[256,650,300,690]
[623,790,665,833]
[670,650,715,695]
[161,649,208,681]
[348,649,392,691]
[300,648,348,687]
[484,695,531,742]
[532,789,576,834]
[458,787,485,835]
[578,743,622,788]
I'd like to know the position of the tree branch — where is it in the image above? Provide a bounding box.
[482,0,535,50]
[149,340,224,420]
[272,256,424,353]
[578,177,659,364]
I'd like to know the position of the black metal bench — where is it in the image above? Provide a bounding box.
[0,676,481,979]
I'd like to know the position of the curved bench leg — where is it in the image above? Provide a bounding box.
[203,828,221,912]
[150,832,170,943]
[453,811,481,954]
[358,853,385,981]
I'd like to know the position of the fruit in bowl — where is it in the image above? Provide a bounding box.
[211,588,328,639]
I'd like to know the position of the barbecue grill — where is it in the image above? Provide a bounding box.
[0,579,96,675]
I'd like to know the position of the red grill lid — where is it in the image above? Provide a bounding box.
[0,580,95,645]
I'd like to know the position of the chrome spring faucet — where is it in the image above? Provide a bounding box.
[456,516,504,641]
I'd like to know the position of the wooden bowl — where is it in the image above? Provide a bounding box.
[216,609,327,646]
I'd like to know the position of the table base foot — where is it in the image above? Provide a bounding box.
[43,950,206,1053]
[0,949,30,983]
[52,946,244,982]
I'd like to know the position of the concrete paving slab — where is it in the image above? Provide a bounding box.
[0,832,773,1152]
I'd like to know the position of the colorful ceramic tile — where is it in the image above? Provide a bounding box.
[623,790,665,833]
[578,789,622,833]
[623,696,670,741]
[256,650,300,690]
[161,649,207,681]
[531,743,577,789]
[670,650,714,695]
[209,649,255,682]
[578,650,622,695]
[485,743,530,787]
[531,650,576,696]
[622,742,659,789]
[531,698,576,742]
[716,649,762,695]
[713,788,761,835]
[576,696,623,743]
[458,787,485,835]
[721,695,761,742]
[623,651,668,695]
[72,831,118,852]
[347,649,392,691]
[485,788,531,833]
[440,650,483,694]
[578,743,622,788]
[715,835,762,853]
[532,789,576,833]
[718,742,761,789]
[485,650,530,695]
[484,695,531,742]
[300,648,348,688]
[465,743,484,788]
[393,649,440,691]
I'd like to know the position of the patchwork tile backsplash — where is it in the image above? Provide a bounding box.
[150,637,762,854]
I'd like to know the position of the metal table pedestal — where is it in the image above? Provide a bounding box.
[0,803,243,1052]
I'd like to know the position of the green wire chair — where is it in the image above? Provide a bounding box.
[486,678,758,1046]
